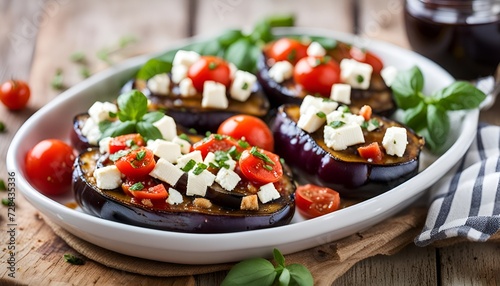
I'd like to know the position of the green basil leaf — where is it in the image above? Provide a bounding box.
[273,248,286,267]
[403,101,427,132]
[136,59,172,81]
[308,36,337,50]
[250,19,273,43]
[221,258,277,286]
[391,66,424,110]
[142,111,165,123]
[201,40,223,57]
[217,29,244,48]
[426,104,450,148]
[117,90,148,122]
[433,81,487,110]
[224,38,259,72]
[100,121,136,139]
[136,121,163,141]
[287,264,314,286]
[265,14,295,28]
[278,268,291,286]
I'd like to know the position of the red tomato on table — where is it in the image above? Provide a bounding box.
[0,79,30,110]
[267,38,308,64]
[187,56,231,92]
[295,184,341,219]
[25,139,76,196]
[217,115,274,152]
[293,56,341,96]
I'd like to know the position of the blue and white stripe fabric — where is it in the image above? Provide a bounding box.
[415,123,500,246]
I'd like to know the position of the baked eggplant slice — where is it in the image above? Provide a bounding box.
[73,148,296,233]
[271,104,424,199]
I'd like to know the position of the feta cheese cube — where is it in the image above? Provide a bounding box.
[99,136,112,153]
[326,109,365,126]
[197,169,216,186]
[153,115,177,141]
[171,65,188,84]
[201,81,228,109]
[186,171,210,197]
[172,136,192,154]
[149,158,184,186]
[203,152,216,165]
[340,58,373,90]
[324,123,365,151]
[173,50,200,67]
[150,139,182,163]
[381,66,398,87]
[166,187,183,205]
[297,108,326,133]
[215,167,241,191]
[257,183,281,203]
[176,150,203,170]
[382,126,408,157]
[330,83,352,104]
[81,118,101,145]
[230,70,257,102]
[307,41,326,57]
[179,77,197,97]
[240,195,259,211]
[147,73,170,95]
[268,60,293,83]
[300,95,338,115]
[93,165,122,190]
[88,101,117,123]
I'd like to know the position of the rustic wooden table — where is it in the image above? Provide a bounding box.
[1,0,499,285]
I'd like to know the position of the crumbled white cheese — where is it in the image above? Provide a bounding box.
[147,73,170,95]
[300,95,338,116]
[324,123,365,151]
[172,50,200,67]
[230,70,257,102]
[93,165,122,190]
[330,83,352,104]
[186,171,208,197]
[201,80,228,109]
[153,115,177,141]
[382,126,408,157]
[88,101,117,123]
[297,108,326,133]
[81,118,101,145]
[172,136,191,154]
[149,158,184,186]
[306,41,326,57]
[215,167,241,191]
[166,187,183,205]
[340,58,373,90]
[176,150,203,170]
[150,139,182,163]
[99,136,112,153]
[179,77,197,97]
[381,66,398,87]
[268,60,293,83]
[326,109,365,126]
[171,65,188,84]
[257,183,281,204]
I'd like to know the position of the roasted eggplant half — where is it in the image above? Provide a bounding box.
[73,148,296,233]
[256,39,396,116]
[271,104,424,199]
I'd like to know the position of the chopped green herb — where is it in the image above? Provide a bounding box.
[189,128,198,134]
[279,158,285,165]
[178,133,190,141]
[129,182,144,191]
[263,164,273,171]
[238,140,250,149]
[228,146,241,160]
[213,134,224,140]
[205,131,212,137]
[193,163,208,175]
[109,149,130,161]
[63,254,85,265]
[249,147,275,165]
[181,159,197,172]
[339,105,350,113]
[80,66,91,78]
[136,150,146,160]
[0,121,5,133]
[241,82,249,90]
[51,68,65,90]
[287,49,297,62]
[108,111,117,118]
[370,118,380,127]
[356,74,364,83]
[0,179,6,191]
[329,121,345,128]
[316,111,326,119]
[70,51,87,64]
[1,198,9,206]
[393,140,397,144]
[126,139,136,148]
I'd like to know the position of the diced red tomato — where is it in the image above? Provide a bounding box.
[108,133,146,154]
[295,184,341,219]
[349,47,384,74]
[266,38,308,64]
[187,56,231,92]
[115,147,156,179]
[357,142,383,163]
[217,115,274,152]
[122,177,168,200]
[293,56,341,96]
[358,105,372,121]
[193,134,248,158]
[238,147,283,184]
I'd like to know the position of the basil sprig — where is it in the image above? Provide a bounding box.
[221,248,313,286]
[391,66,486,153]
[99,90,164,141]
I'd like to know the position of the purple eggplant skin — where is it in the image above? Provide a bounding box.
[256,52,396,117]
[123,78,270,133]
[70,113,94,153]
[73,149,296,233]
[271,105,425,199]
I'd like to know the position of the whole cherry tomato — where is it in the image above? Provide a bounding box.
[293,56,341,96]
[267,38,308,64]
[295,184,341,219]
[0,80,30,110]
[217,115,274,152]
[25,139,76,196]
[187,56,231,92]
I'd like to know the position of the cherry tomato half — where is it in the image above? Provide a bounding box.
[238,147,283,184]
[217,115,274,152]
[115,147,156,179]
[193,134,248,158]
[108,133,146,154]
[295,184,341,219]
[349,47,384,74]
[25,139,76,196]
[293,56,341,96]
[0,80,30,110]
[267,38,308,64]
[187,56,231,92]
[122,177,168,200]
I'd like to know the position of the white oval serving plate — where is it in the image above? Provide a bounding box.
[6,28,478,264]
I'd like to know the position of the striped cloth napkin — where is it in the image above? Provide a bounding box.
[415,123,500,246]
